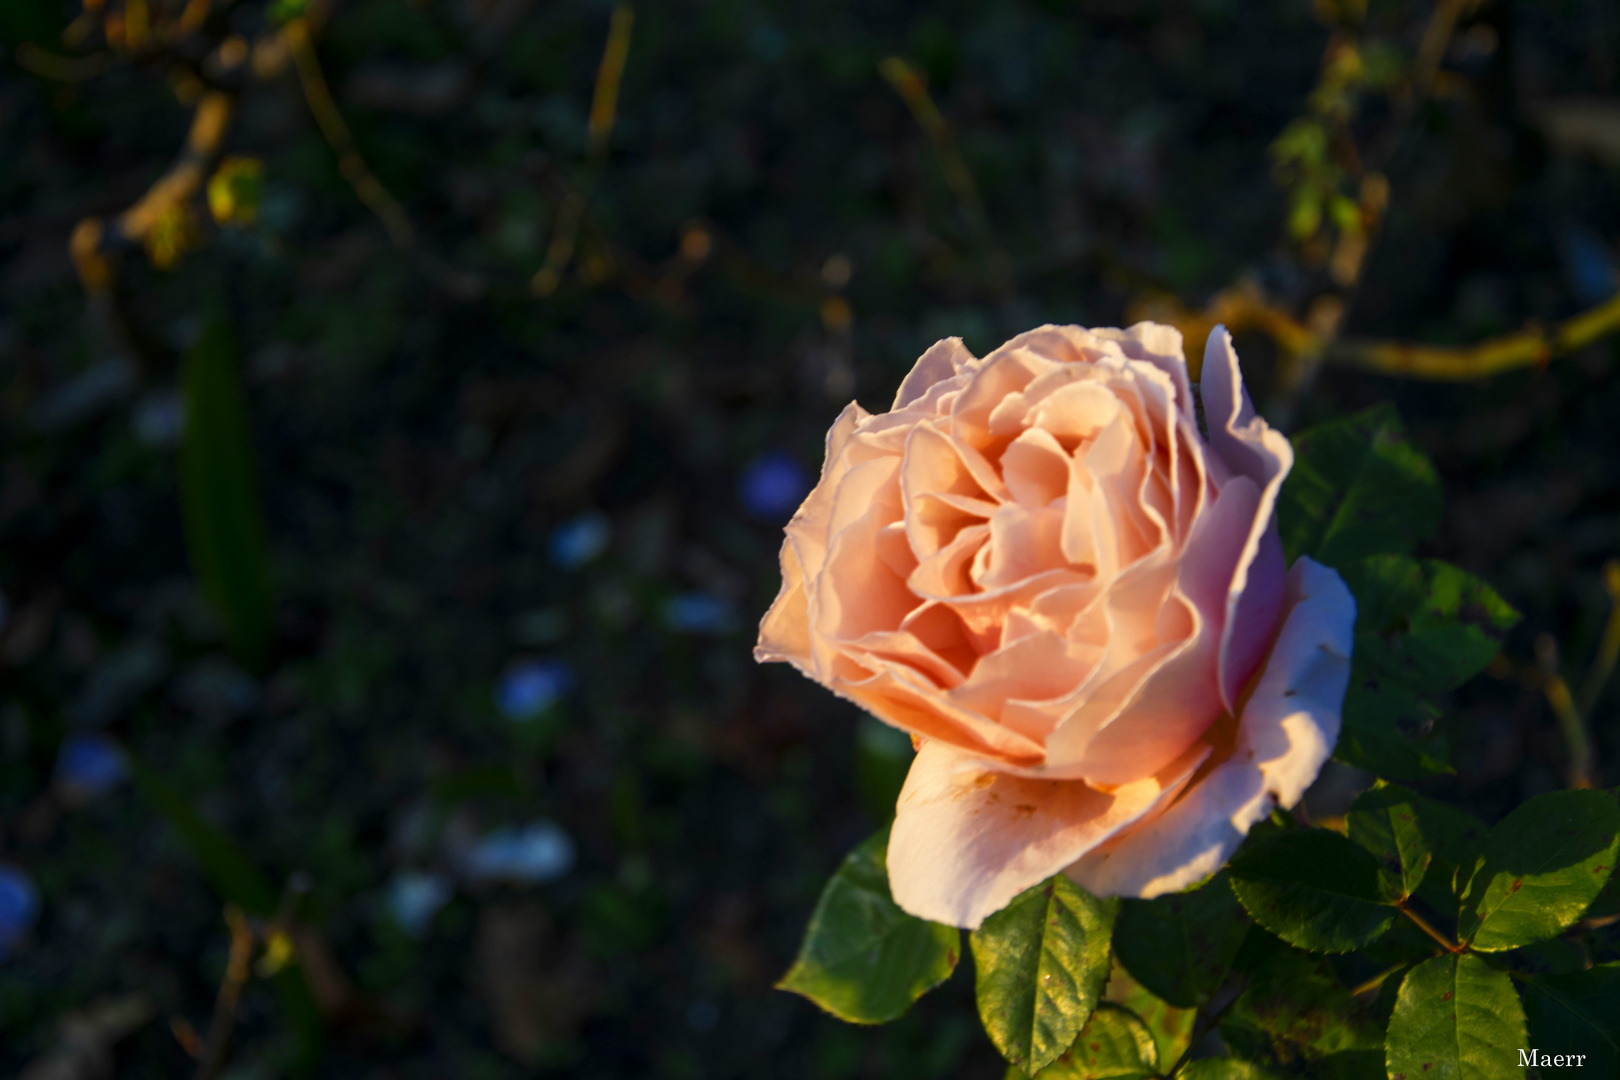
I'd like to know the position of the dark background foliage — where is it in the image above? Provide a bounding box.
[1,0,1618,1076]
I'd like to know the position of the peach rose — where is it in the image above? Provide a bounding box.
[755,323,1356,928]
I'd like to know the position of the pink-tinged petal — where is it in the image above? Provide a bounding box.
[888,739,1210,928]
[832,664,1047,765]
[1199,327,1295,710]
[972,505,1068,591]
[948,629,1103,741]
[1090,323,1195,424]
[1072,594,1222,789]
[950,348,1054,450]
[894,338,977,411]
[1065,557,1355,898]
[908,523,990,599]
[781,401,871,581]
[1000,428,1070,507]
[755,534,812,672]
[1030,379,1122,445]
[1222,523,1285,701]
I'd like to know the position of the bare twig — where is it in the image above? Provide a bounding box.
[1577,559,1620,717]
[1399,903,1464,953]
[532,5,635,297]
[193,905,255,1080]
[284,16,415,251]
[1538,633,1598,790]
[878,55,1012,296]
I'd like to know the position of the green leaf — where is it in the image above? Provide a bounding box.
[1220,947,1381,1067]
[1457,788,1620,951]
[1333,669,1451,779]
[971,876,1119,1074]
[1340,556,1519,694]
[777,828,960,1024]
[1103,961,1197,1068]
[1227,830,1397,953]
[1277,403,1442,569]
[126,752,277,914]
[1384,954,1526,1080]
[1407,798,1488,916]
[1178,1062,1285,1080]
[1347,782,1433,901]
[181,316,274,672]
[1112,872,1248,1007]
[1521,964,1620,1074]
[1004,1004,1158,1080]
[1056,1004,1159,1078]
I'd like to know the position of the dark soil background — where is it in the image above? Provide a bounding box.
[2,1,1619,1077]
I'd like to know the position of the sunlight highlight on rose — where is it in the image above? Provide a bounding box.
[755,323,1355,928]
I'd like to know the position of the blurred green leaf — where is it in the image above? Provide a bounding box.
[1340,556,1518,694]
[1458,789,1620,952]
[1227,830,1397,953]
[1347,781,1433,901]
[1333,669,1451,779]
[1521,964,1620,1074]
[1178,1061,1285,1080]
[1112,873,1248,1007]
[1277,403,1442,569]
[1219,947,1381,1068]
[1385,954,1525,1080]
[777,827,960,1024]
[1288,187,1323,243]
[854,715,913,823]
[1103,961,1196,1067]
[1005,1003,1157,1079]
[971,876,1118,1074]
[180,316,274,672]
[125,752,276,914]
[0,0,66,48]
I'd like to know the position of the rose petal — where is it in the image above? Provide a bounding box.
[1199,327,1295,710]
[894,337,977,411]
[755,533,813,672]
[1064,557,1355,898]
[831,663,1048,765]
[888,739,1210,928]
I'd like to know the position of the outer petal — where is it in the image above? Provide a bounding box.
[887,739,1210,929]
[1064,557,1355,899]
[754,534,812,672]
[1199,327,1295,710]
[894,337,977,411]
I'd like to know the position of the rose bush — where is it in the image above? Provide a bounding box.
[756,322,1356,928]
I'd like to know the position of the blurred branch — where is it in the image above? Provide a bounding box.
[1330,291,1620,378]
[193,904,255,1080]
[878,55,1012,297]
[12,43,115,81]
[532,5,635,297]
[1142,243,1620,386]
[1578,560,1620,717]
[1536,633,1597,790]
[284,16,415,251]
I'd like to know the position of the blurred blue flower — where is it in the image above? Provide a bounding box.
[0,865,39,958]
[549,512,612,569]
[387,871,453,938]
[495,659,575,721]
[663,592,734,635]
[1560,223,1619,306]
[463,821,575,886]
[132,390,185,447]
[739,451,810,519]
[54,734,127,803]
